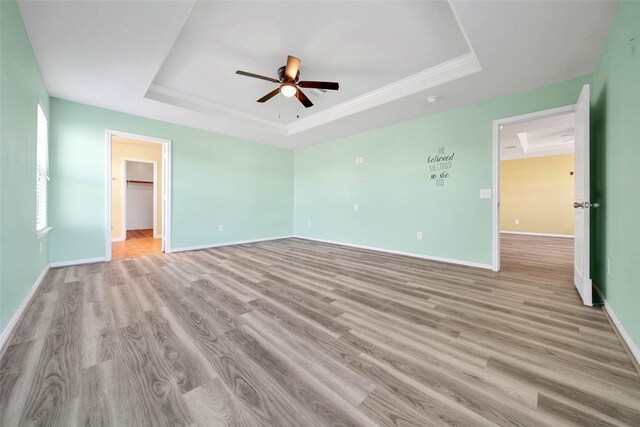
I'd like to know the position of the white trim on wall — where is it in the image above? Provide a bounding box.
[0,264,50,356]
[171,236,293,253]
[500,231,574,238]
[106,130,172,261]
[594,286,640,369]
[492,104,576,272]
[293,236,493,270]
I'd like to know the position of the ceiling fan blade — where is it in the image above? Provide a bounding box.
[257,88,281,103]
[236,70,279,84]
[296,88,313,108]
[285,56,300,81]
[298,81,339,90]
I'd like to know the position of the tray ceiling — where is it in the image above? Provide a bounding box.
[18,1,617,148]
[151,1,472,124]
[501,112,576,160]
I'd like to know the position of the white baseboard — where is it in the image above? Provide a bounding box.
[49,257,106,268]
[170,236,293,253]
[0,264,50,354]
[153,234,162,239]
[292,235,493,270]
[594,286,640,368]
[500,231,574,238]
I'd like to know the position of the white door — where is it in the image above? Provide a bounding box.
[573,84,591,306]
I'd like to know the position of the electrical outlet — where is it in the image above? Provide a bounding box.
[480,189,492,198]
[355,156,364,164]
[515,219,520,225]
[218,224,224,232]
[307,221,312,228]
[353,204,359,211]
[416,231,423,240]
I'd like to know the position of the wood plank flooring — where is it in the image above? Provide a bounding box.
[112,229,162,260]
[2,235,639,426]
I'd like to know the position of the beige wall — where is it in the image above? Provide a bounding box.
[500,154,574,236]
[111,136,163,240]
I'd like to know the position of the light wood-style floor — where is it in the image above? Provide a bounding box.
[112,229,162,260]
[1,235,639,426]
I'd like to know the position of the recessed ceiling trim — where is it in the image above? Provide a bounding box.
[286,52,482,136]
[145,83,287,135]
[146,52,482,138]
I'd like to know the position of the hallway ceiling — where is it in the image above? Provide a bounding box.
[500,112,576,160]
[18,1,617,148]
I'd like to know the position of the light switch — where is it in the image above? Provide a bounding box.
[353,204,359,211]
[480,189,492,199]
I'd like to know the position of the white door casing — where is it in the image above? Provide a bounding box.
[161,143,168,253]
[491,104,576,272]
[105,130,172,261]
[573,84,592,306]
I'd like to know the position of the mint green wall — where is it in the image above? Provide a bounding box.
[49,99,293,263]
[591,1,640,348]
[294,75,590,266]
[0,0,50,332]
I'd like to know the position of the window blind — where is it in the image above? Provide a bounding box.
[36,104,48,232]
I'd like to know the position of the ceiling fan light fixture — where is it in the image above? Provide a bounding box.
[280,83,297,98]
[237,55,337,108]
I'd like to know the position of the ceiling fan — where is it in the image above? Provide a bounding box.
[236,55,339,108]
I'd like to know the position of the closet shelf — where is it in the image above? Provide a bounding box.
[127,180,153,184]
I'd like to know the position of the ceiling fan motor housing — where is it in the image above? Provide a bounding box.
[278,66,299,83]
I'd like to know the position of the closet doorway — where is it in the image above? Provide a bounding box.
[106,130,171,260]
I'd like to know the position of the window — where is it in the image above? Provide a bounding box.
[36,103,49,234]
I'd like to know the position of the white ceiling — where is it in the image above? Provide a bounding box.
[18,1,617,148]
[500,112,575,160]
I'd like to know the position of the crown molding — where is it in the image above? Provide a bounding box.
[145,53,481,138]
[145,84,287,135]
[286,52,482,135]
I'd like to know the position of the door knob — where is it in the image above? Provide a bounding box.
[574,202,600,209]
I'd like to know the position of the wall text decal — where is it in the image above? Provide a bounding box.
[428,146,455,187]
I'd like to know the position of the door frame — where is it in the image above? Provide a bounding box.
[491,104,576,272]
[121,158,158,240]
[106,130,172,261]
